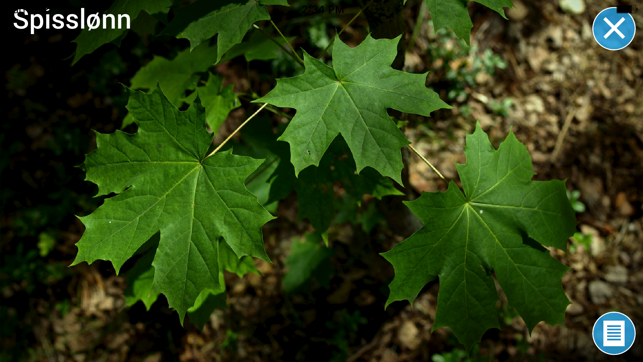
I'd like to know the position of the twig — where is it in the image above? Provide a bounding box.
[253,24,304,68]
[270,20,305,65]
[550,106,577,161]
[347,332,381,362]
[407,144,448,185]
[613,218,629,247]
[204,103,268,159]
[473,17,492,44]
[505,49,525,80]
[407,1,427,53]
[319,0,375,58]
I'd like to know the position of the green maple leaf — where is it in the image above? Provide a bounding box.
[236,120,296,205]
[283,233,334,294]
[121,43,219,129]
[382,123,575,351]
[220,31,297,63]
[124,236,255,318]
[71,0,172,64]
[356,203,385,233]
[296,138,403,233]
[218,237,260,278]
[130,42,218,106]
[72,86,273,323]
[256,35,450,184]
[130,11,163,37]
[123,238,250,328]
[187,289,228,329]
[160,0,280,64]
[238,121,402,233]
[426,0,514,44]
[125,71,239,134]
[196,73,240,134]
[123,235,160,310]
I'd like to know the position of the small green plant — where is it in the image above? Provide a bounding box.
[54,300,71,317]
[459,104,473,118]
[283,233,334,294]
[570,232,593,254]
[427,26,507,103]
[37,232,56,257]
[566,190,591,253]
[221,329,239,350]
[566,190,586,213]
[488,97,513,117]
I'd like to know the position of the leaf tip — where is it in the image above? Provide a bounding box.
[74,161,86,172]
[300,47,314,61]
[68,249,91,269]
[506,123,517,137]
[383,300,392,310]
[177,310,186,327]
[388,171,405,188]
[383,294,405,310]
[67,258,82,269]
[257,250,273,264]
[473,120,483,132]
[112,262,124,276]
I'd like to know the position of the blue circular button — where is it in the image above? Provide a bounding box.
[592,7,636,51]
[592,311,636,355]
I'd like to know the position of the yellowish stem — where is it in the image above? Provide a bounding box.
[407,144,448,185]
[205,103,269,159]
[270,20,304,65]
[319,0,375,58]
[253,24,303,67]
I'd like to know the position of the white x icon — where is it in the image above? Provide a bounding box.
[603,17,625,39]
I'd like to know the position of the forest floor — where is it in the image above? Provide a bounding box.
[3,0,642,361]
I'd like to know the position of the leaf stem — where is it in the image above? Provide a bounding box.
[205,103,269,159]
[238,94,293,120]
[407,144,448,185]
[252,24,304,68]
[407,1,427,53]
[318,0,375,59]
[269,20,305,66]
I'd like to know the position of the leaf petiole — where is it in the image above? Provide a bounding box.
[252,24,304,68]
[269,20,305,66]
[407,1,428,53]
[205,103,269,159]
[407,144,448,185]
[318,0,375,59]
[238,94,293,120]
